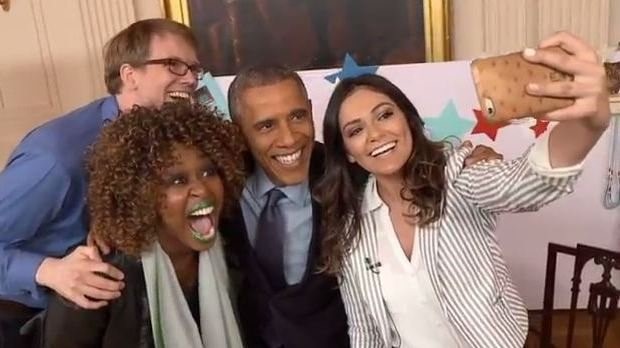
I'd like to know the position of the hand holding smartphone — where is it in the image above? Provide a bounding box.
[471,47,575,123]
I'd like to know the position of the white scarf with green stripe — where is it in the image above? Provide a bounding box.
[141,239,242,348]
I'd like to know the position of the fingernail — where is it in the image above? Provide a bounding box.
[527,83,540,92]
[523,48,536,57]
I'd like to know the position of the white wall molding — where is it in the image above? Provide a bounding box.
[0,0,161,164]
[453,0,615,60]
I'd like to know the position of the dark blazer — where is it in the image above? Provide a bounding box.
[32,251,154,348]
[221,143,350,348]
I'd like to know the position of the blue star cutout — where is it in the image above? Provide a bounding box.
[423,100,475,141]
[196,72,230,120]
[324,53,378,84]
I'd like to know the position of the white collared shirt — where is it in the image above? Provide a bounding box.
[376,206,464,348]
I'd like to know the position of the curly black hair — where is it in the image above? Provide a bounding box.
[87,102,246,256]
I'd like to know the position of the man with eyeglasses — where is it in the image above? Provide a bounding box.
[0,18,201,348]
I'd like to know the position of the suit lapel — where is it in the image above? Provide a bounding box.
[278,142,325,292]
[352,215,394,346]
[298,143,324,282]
[220,203,249,254]
[418,148,471,319]
[419,220,448,316]
[299,200,321,282]
[220,202,274,292]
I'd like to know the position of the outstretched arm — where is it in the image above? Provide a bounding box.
[453,32,609,214]
[523,31,610,168]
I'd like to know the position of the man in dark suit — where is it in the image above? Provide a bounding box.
[222,65,349,348]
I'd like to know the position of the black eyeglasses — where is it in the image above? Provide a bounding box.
[139,58,204,79]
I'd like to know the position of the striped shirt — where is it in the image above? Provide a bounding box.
[339,140,581,348]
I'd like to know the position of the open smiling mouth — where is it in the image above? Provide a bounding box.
[187,200,216,242]
[167,91,194,103]
[369,141,397,157]
[273,149,302,167]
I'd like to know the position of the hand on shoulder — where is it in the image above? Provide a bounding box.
[35,245,125,309]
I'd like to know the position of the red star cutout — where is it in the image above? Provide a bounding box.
[530,119,550,138]
[470,109,509,141]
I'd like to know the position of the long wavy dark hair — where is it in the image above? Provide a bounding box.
[315,74,448,274]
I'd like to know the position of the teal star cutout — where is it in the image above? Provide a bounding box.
[195,72,230,120]
[422,100,475,141]
[325,53,378,84]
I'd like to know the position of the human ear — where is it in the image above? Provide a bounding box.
[119,63,138,90]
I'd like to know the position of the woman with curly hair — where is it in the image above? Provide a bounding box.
[41,102,246,348]
[315,32,610,348]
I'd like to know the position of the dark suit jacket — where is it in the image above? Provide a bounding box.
[32,251,154,348]
[221,143,350,348]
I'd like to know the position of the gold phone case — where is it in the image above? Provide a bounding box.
[471,47,574,123]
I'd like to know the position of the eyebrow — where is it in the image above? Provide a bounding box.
[341,101,393,130]
[251,107,309,127]
[161,155,213,174]
[252,116,276,128]
[161,166,183,179]
[289,107,309,116]
[158,55,200,66]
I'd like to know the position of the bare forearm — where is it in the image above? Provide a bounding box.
[520,31,610,167]
[548,117,609,168]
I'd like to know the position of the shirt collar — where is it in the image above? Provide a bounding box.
[361,175,384,214]
[248,166,310,206]
[102,95,121,124]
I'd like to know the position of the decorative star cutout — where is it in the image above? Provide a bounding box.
[324,53,378,83]
[423,100,475,141]
[530,119,550,138]
[196,72,230,119]
[470,109,510,141]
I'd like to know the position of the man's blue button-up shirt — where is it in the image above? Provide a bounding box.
[0,96,119,308]
[240,166,313,285]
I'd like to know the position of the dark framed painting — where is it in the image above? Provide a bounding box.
[163,0,451,76]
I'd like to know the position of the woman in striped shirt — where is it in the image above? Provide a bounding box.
[315,32,610,348]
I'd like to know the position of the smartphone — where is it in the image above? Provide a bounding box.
[470,47,574,123]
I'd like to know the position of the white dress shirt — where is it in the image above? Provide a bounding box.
[378,215,464,347]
